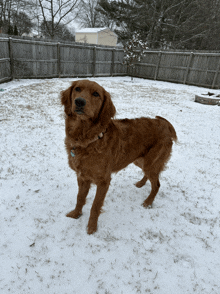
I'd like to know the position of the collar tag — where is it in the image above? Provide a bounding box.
[70,149,75,157]
[98,132,104,139]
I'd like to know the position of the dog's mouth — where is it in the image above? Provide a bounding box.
[75,108,84,115]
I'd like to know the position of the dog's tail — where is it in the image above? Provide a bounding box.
[156,116,178,142]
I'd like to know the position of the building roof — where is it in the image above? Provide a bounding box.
[75,27,112,34]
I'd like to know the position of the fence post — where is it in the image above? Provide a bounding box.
[93,46,96,77]
[154,51,161,80]
[57,42,60,78]
[8,37,14,80]
[110,49,115,76]
[212,58,220,89]
[183,52,193,84]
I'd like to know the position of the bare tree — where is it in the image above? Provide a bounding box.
[76,0,115,29]
[76,0,99,27]
[38,0,79,38]
[0,0,35,34]
[0,0,33,21]
[0,0,13,25]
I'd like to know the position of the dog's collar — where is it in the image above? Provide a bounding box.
[70,131,104,157]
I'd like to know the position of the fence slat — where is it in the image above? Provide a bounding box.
[183,52,193,84]
[57,42,60,78]
[154,51,161,80]
[110,49,115,76]
[8,38,14,79]
[93,46,97,77]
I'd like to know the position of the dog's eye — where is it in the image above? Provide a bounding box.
[75,87,81,92]
[92,91,99,97]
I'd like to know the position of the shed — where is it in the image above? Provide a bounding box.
[75,28,117,46]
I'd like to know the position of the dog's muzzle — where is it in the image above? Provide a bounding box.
[75,97,86,114]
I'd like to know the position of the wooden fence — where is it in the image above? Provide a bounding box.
[129,51,220,89]
[0,37,126,83]
[1,37,220,89]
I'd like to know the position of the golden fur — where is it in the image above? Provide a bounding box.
[61,80,177,234]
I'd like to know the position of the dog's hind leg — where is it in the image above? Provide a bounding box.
[142,175,160,207]
[135,175,148,188]
[142,140,173,207]
[134,157,148,188]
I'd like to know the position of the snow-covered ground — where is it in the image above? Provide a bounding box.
[0,77,220,294]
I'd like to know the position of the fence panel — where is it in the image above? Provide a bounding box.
[12,39,58,78]
[1,36,220,88]
[157,52,190,83]
[0,37,126,82]
[130,51,158,79]
[133,51,220,88]
[186,54,220,88]
[0,39,11,83]
[95,47,112,76]
[112,49,127,75]
[60,44,94,77]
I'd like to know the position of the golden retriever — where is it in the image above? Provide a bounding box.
[61,80,177,234]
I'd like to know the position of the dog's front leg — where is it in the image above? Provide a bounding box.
[66,177,91,219]
[87,178,111,234]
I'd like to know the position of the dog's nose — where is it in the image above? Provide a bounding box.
[75,97,86,108]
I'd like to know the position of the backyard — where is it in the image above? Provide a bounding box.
[0,77,220,293]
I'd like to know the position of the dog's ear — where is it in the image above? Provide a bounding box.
[98,89,116,127]
[61,81,77,117]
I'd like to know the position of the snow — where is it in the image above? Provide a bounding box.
[75,28,108,33]
[0,76,220,294]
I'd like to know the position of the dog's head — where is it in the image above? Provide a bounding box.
[61,80,116,127]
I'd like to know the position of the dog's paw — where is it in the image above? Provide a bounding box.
[135,176,147,188]
[142,201,153,209]
[87,220,98,235]
[66,210,82,219]
[135,181,145,188]
[87,225,97,235]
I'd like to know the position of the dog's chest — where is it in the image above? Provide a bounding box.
[68,143,106,179]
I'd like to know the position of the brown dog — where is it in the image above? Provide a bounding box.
[61,80,177,234]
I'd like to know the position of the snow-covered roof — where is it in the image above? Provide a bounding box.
[75,27,109,34]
